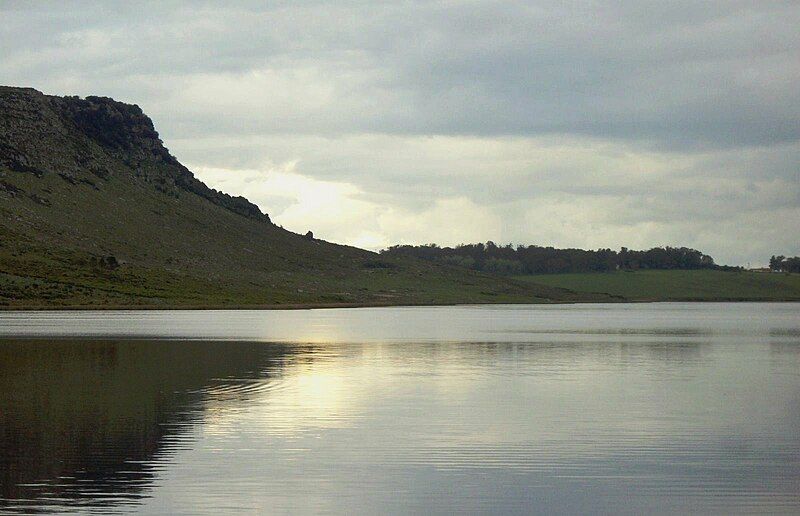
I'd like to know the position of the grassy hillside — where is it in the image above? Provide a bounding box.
[0,170,549,308]
[516,270,800,302]
[0,86,596,308]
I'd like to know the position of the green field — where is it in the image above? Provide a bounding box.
[516,270,800,302]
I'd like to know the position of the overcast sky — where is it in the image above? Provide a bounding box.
[2,1,798,265]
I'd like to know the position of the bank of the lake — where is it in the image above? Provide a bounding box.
[518,269,800,302]
[2,270,798,309]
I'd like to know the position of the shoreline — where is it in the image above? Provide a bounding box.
[1,297,798,311]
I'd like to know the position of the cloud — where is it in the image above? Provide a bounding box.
[1,1,798,265]
[4,1,798,146]
[189,136,800,264]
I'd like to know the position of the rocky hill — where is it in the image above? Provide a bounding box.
[1,87,267,221]
[0,86,590,308]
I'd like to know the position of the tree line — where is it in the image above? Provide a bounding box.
[769,255,800,273]
[380,242,722,275]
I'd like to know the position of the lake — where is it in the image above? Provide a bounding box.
[1,303,799,514]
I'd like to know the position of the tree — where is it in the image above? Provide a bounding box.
[770,255,785,271]
[380,242,723,275]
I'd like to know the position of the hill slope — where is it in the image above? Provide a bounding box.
[0,86,599,308]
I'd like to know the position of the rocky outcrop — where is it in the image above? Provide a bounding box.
[0,86,270,223]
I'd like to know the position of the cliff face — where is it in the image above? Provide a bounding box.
[0,86,269,222]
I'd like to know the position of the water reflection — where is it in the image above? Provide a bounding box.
[0,304,798,514]
[0,340,298,513]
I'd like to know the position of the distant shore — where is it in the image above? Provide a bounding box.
[2,298,798,311]
[3,270,798,310]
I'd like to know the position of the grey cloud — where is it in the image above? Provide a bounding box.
[1,1,798,265]
[174,134,799,212]
[2,1,798,147]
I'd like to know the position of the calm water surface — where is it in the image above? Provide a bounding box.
[1,303,799,514]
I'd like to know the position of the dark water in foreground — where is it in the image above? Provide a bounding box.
[0,303,798,514]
